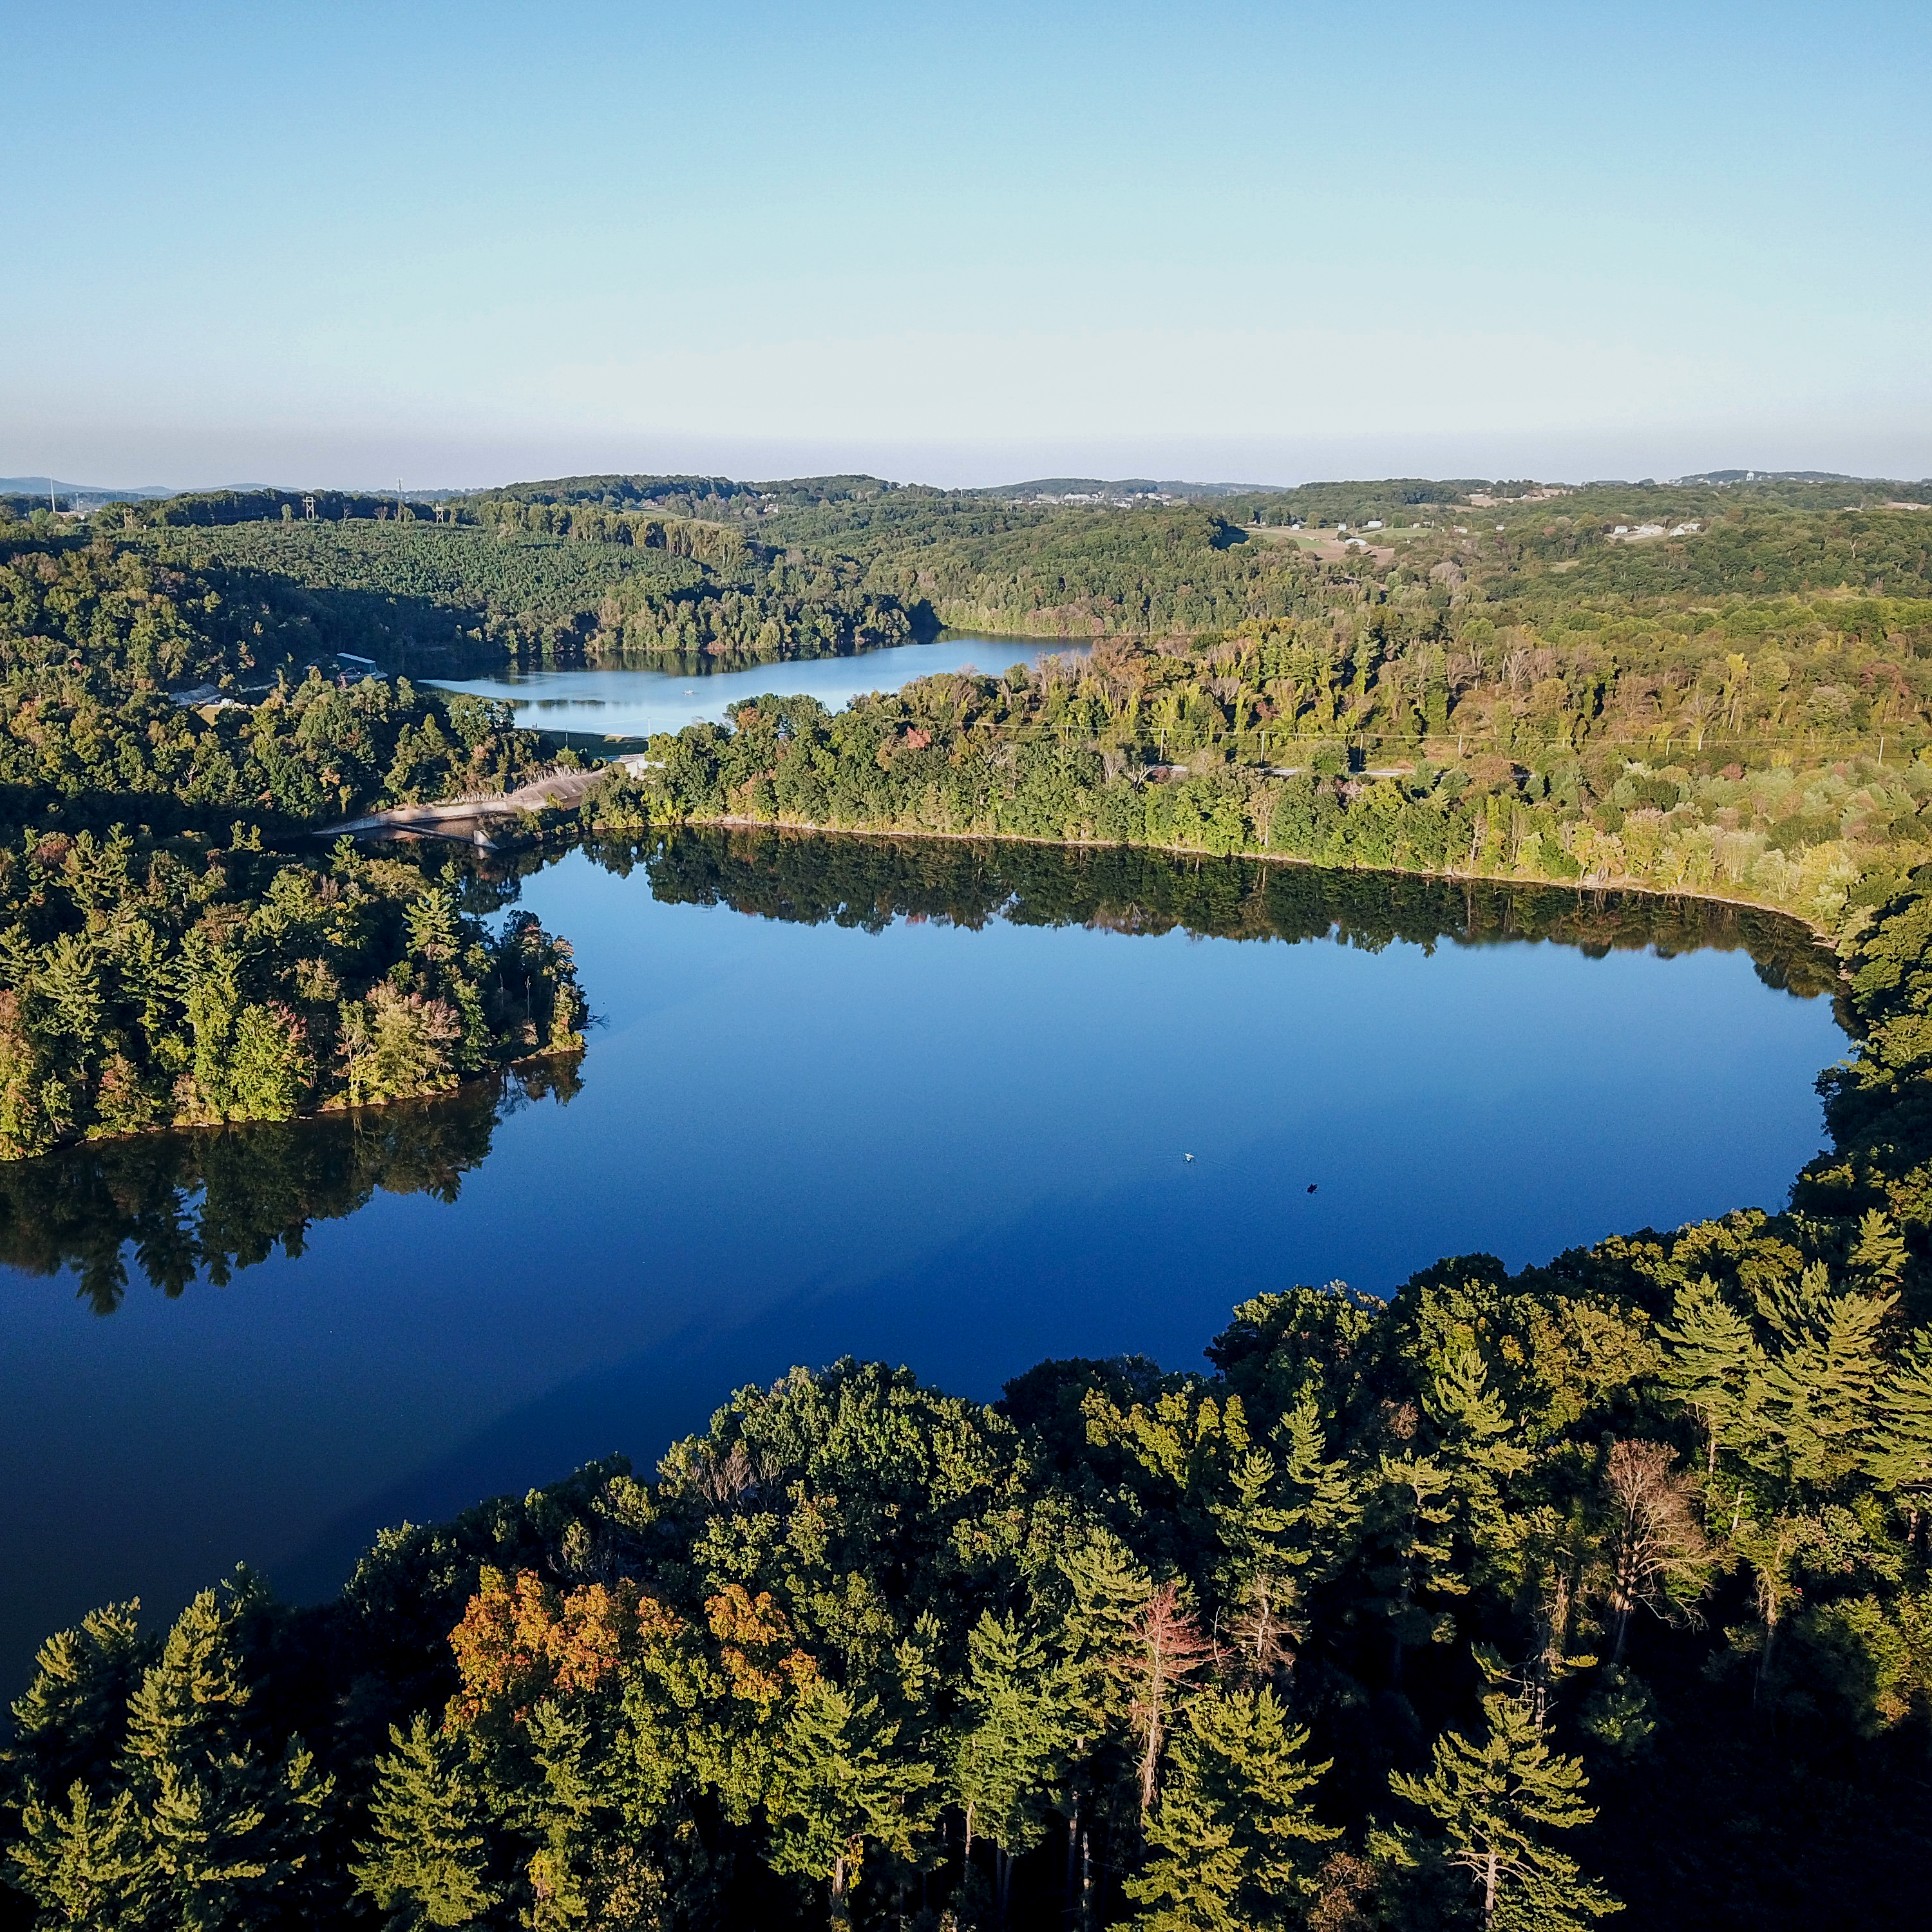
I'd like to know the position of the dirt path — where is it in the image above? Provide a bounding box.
[316,754,651,846]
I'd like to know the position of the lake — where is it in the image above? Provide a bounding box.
[428,634,1068,742]
[0,831,1846,1690]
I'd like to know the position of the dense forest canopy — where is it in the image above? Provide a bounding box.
[0,520,586,1155]
[36,469,1932,683]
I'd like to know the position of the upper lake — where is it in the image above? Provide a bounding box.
[0,830,1847,1688]
[428,634,1065,741]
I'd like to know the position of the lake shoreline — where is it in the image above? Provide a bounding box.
[611,808,1850,960]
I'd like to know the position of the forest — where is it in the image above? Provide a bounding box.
[583,581,1932,933]
[8,476,1932,1927]
[0,521,585,1153]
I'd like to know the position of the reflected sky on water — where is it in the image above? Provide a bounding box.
[428,634,1066,741]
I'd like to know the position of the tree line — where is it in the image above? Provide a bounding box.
[581,607,1932,931]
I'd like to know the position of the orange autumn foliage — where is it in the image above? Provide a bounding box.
[448,1566,681,1726]
[704,1583,819,1705]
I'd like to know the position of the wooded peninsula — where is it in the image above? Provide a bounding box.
[5,471,1932,1931]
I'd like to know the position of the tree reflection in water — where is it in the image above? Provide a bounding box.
[0,1059,582,1314]
[597,825,1841,999]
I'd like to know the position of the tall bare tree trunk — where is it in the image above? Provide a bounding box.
[1064,1795,1080,1929]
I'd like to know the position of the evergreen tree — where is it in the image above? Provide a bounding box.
[5,1781,149,1927]
[1423,1348,1534,1598]
[1386,1692,1620,1932]
[6,1601,152,1799]
[350,1712,497,1931]
[1047,1529,1151,1929]
[120,1581,334,1931]
[1745,1262,1893,1496]
[1872,1331,1932,1499]
[1848,1208,1909,1289]
[1125,1686,1337,1932]
[1656,1276,1763,1482]
[1213,1390,1359,1681]
[766,1680,934,1929]
[1363,1452,1464,1690]
[953,1613,1066,1927]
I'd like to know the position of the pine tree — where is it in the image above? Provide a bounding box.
[766,1679,934,1930]
[1656,1275,1762,1482]
[5,1780,150,1927]
[1422,1347,1535,1607]
[1213,1390,1359,1682]
[6,1600,152,1797]
[1746,1262,1893,1495]
[953,1613,1066,1927]
[1124,1687,1338,1932]
[1848,1206,1908,1287]
[1363,1452,1464,1690]
[120,1580,335,1931]
[1872,1331,1932,1500]
[1387,1692,1620,1932]
[350,1712,497,1930]
[1049,1529,1152,1929]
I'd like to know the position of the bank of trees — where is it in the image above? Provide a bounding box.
[0,828,583,1160]
[84,514,922,673]
[589,585,1932,929]
[0,525,587,1155]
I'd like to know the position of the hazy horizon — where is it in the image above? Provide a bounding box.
[9,442,1929,504]
[6,1,1929,489]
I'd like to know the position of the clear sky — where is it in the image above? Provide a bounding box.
[5,0,1927,491]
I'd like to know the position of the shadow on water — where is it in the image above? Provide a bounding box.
[0,1059,583,1314]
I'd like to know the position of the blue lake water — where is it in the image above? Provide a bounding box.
[0,833,1847,1689]
[429,634,1065,740]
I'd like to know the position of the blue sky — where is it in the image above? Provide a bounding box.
[5,1,1927,489]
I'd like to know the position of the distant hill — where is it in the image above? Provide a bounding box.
[0,477,181,503]
[1667,468,1931,489]
[455,474,893,513]
[997,477,1271,500]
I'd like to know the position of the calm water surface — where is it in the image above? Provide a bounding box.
[430,634,1065,740]
[0,834,1846,1687]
